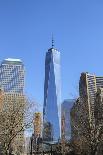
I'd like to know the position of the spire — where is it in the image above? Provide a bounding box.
[52,34,54,48]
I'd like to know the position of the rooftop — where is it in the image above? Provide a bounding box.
[4,58,22,62]
[1,58,23,65]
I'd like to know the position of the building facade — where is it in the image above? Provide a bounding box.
[94,88,103,155]
[0,58,25,154]
[43,45,61,141]
[0,58,24,93]
[61,99,75,140]
[79,72,97,125]
[96,76,103,89]
[94,88,103,126]
[70,72,103,154]
[79,72,103,125]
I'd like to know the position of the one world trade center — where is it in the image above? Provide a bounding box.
[43,40,61,141]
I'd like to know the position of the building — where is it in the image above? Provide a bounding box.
[61,99,75,140]
[79,72,96,124]
[0,87,4,111]
[0,58,24,93]
[0,58,25,154]
[3,93,25,154]
[96,76,103,89]
[94,88,103,154]
[33,112,42,138]
[94,88,103,126]
[79,72,103,125]
[79,73,99,126]
[70,72,103,154]
[43,41,61,141]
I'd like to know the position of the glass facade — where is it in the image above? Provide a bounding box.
[61,99,75,140]
[43,48,61,141]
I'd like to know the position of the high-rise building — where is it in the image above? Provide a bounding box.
[0,58,25,154]
[79,72,97,124]
[0,58,24,93]
[96,76,103,89]
[79,72,97,105]
[71,88,103,155]
[94,88,103,154]
[79,72,103,124]
[70,72,103,154]
[94,88,103,125]
[61,99,75,140]
[43,41,61,141]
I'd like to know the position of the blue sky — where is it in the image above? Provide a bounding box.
[0,0,103,106]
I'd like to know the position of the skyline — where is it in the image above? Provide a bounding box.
[0,0,103,105]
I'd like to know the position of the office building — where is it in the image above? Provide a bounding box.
[79,72,103,124]
[70,72,103,154]
[94,88,103,125]
[43,41,61,141]
[96,76,103,89]
[79,72,97,125]
[61,99,75,140]
[0,58,25,154]
[0,58,24,93]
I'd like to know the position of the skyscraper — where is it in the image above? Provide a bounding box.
[0,58,25,154]
[79,72,97,106]
[43,41,61,141]
[79,72,103,126]
[96,76,103,89]
[71,73,103,154]
[0,58,24,93]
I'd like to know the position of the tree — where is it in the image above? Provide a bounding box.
[0,93,37,155]
[70,92,103,155]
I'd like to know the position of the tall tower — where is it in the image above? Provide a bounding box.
[43,40,61,141]
[0,58,24,93]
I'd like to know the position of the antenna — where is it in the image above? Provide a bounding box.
[52,34,54,48]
